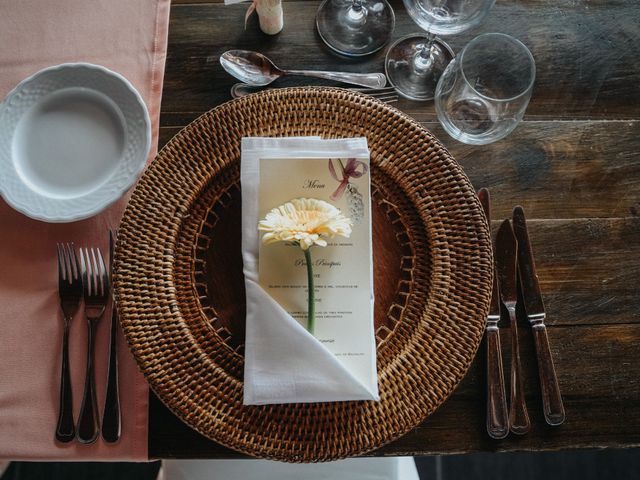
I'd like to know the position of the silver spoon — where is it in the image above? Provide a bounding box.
[220,50,387,89]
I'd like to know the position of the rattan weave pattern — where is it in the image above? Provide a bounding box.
[114,88,492,462]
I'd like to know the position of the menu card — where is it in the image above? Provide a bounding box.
[258,156,376,390]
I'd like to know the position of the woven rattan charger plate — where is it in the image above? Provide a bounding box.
[114,87,492,462]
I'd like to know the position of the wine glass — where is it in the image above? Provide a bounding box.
[316,0,395,57]
[385,0,495,101]
[435,33,535,144]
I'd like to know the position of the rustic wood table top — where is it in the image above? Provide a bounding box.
[148,0,640,458]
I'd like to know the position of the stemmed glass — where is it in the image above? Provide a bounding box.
[316,0,395,57]
[385,0,495,101]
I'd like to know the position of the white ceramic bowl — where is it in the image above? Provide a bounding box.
[0,63,151,222]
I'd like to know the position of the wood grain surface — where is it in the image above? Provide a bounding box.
[149,0,640,458]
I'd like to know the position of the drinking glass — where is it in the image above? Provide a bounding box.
[316,0,395,57]
[435,33,535,145]
[385,0,495,101]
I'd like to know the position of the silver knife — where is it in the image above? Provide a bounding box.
[477,189,509,439]
[496,219,531,435]
[102,229,121,442]
[513,206,566,426]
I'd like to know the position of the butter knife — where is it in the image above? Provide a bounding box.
[101,229,121,442]
[513,206,566,426]
[477,189,509,439]
[496,219,531,435]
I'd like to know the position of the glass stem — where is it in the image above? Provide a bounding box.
[414,32,437,72]
[346,0,367,26]
[304,248,315,335]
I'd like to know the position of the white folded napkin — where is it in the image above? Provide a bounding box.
[241,137,379,405]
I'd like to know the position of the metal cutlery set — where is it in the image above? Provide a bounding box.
[55,232,120,444]
[55,193,561,444]
[221,49,398,103]
[478,189,565,439]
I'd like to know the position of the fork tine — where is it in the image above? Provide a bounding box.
[96,247,108,296]
[89,248,98,297]
[89,248,97,297]
[68,243,79,281]
[63,244,74,285]
[95,248,103,297]
[80,248,89,296]
[90,248,97,296]
[57,243,65,284]
[94,250,101,296]
[63,243,73,283]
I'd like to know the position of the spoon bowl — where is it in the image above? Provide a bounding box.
[220,50,280,87]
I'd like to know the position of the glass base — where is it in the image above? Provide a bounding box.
[316,0,395,57]
[436,96,516,145]
[385,34,454,101]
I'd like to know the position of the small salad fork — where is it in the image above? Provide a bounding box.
[77,247,109,444]
[55,243,82,443]
[230,83,399,103]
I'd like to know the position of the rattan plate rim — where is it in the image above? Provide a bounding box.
[114,87,492,462]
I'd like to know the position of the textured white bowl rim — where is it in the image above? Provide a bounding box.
[0,62,152,223]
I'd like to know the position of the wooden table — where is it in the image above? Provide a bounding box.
[149,0,640,458]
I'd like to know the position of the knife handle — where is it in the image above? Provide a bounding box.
[532,323,566,426]
[102,302,121,443]
[486,326,509,439]
[507,306,531,434]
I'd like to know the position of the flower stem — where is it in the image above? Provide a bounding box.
[304,248,315,334]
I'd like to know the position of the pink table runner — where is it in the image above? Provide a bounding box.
[0,0,171,461]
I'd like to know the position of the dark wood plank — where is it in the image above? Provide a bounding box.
[159,120,640,220]
[161,0,640,121]
[506,218,640,327]
[437,450,640,480]
[149,322,640,458]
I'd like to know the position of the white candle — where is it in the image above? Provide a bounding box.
[256,0,283,35]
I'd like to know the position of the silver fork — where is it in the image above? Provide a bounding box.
[77,247,109,444]
[55,243,82,443]
[230,83,399,103]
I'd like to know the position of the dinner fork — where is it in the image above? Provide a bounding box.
[55,243,82,443]
[77,247,109,444]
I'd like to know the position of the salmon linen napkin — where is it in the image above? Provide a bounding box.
[0,0,170,461]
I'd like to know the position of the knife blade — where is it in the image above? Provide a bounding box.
[477,189,509,439]
[478,189,502,320]
[496,219,530,435]
[512,206,545,317]
[513,206,566,426]
[496,220,518,306]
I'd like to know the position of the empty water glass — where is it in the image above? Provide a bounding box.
[434,33,535,145]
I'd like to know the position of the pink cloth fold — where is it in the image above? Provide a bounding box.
[0,0,171,461]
